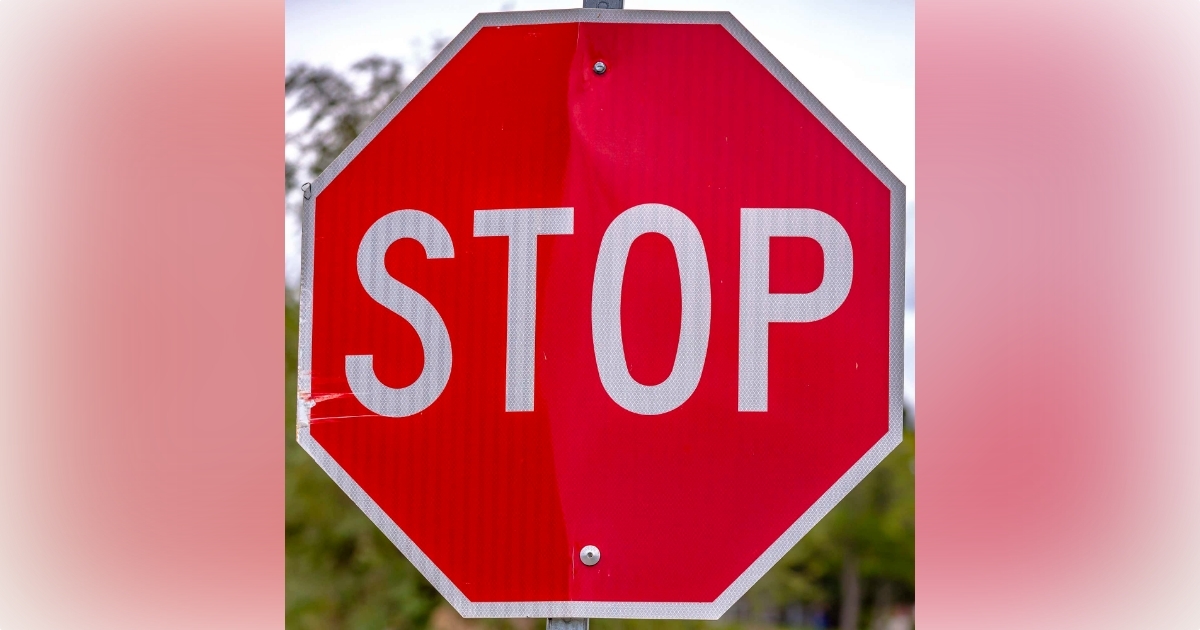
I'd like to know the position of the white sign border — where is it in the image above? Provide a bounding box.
[296,8,906,620]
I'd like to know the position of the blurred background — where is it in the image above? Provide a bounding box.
[284,1,914,629]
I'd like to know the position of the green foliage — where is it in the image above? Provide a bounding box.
[593,620,739,630]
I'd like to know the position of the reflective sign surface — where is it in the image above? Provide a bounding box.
[298,10,904,619]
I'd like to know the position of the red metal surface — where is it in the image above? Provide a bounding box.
[308,21,890,604]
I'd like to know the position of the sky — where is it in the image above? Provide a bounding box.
[284,0,915,405]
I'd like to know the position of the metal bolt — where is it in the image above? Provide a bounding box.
[593,60,607,75]
[580,545,601,566]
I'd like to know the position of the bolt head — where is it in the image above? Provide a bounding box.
[593,60,607,75]
[580,545,601,566]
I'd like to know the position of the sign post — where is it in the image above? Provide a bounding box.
[297,6,904,621]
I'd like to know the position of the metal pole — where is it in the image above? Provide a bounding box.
[548,619,589,630]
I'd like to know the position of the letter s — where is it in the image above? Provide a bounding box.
[346,210,453,417]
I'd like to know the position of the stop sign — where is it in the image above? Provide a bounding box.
[297,9,904,619]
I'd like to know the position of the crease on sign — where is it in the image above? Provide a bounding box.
[568,23,625,171]
[561,20,593,599]
[552,21,584,600]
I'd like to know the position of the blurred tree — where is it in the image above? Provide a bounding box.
[286,55,407,189]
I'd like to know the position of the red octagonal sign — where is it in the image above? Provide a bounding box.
[297,9,904,619]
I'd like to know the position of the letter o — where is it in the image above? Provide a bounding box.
[592,204,711,415]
